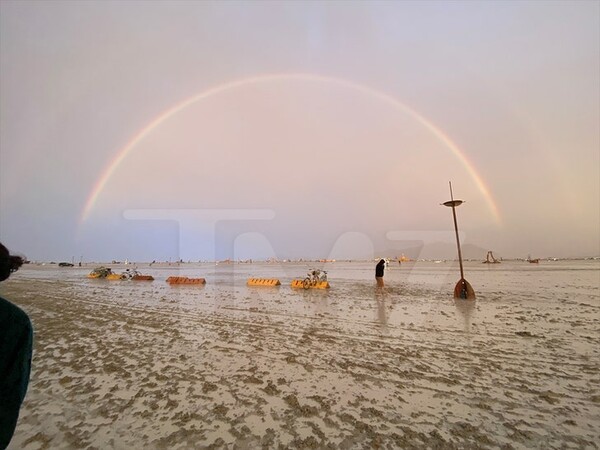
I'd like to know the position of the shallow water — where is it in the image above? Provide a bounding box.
[3,260,599,449]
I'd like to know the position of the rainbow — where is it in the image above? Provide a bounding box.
[80,73,501,223]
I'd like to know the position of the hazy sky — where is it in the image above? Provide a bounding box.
[1,0,598,261]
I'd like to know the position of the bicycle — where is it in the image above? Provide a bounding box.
[302,269,328,289]
[120,268,141,280]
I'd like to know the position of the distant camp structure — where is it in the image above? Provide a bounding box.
[482,251,500,264]
[397,254,410,264]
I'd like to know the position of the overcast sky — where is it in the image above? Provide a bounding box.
[1,0,598,261]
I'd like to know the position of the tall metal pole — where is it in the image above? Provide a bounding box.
[442,181,475,299]
[449,181,465,280]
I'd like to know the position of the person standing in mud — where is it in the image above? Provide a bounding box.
[0,243,33,449]
[375,259,385,287]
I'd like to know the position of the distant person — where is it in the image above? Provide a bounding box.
[375,259,385,287]
[0,243,33,449]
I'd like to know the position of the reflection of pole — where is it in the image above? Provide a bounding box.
[449,182,465,280]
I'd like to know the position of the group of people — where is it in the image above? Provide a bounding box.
[0,243,33,448]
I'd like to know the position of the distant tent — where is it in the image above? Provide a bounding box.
[483,251,500,264]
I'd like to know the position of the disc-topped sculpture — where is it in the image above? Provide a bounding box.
[442,182,475,299]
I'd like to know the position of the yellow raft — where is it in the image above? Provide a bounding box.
[291,279,330,289]
[132,275,154,281]
[167,276,206,285]
[247,278,281,287]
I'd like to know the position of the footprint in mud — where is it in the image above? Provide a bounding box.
[263,380,280,395]
[283,394,319,417]
[244,375,263,385]
[202,381,218,393]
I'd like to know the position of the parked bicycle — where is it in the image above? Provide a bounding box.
[120,268,141,280]
[303,269,328,289]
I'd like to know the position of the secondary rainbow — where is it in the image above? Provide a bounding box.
[80,73,501,223]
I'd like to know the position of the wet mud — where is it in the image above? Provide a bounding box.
[3,261,599,449]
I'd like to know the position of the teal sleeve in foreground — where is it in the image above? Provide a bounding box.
[0,296,33,450]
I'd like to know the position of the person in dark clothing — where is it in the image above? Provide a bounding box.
[0,243,32,449]
[375,259,385,287]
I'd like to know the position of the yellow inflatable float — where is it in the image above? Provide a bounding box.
[290,279,330,289]
[247,278,281,286]
[167,276,206,285]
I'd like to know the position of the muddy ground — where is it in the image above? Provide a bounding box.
[3,263,599,449]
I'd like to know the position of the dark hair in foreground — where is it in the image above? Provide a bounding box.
[0,243,24,282]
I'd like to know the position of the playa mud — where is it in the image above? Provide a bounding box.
[2,261,599,449]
